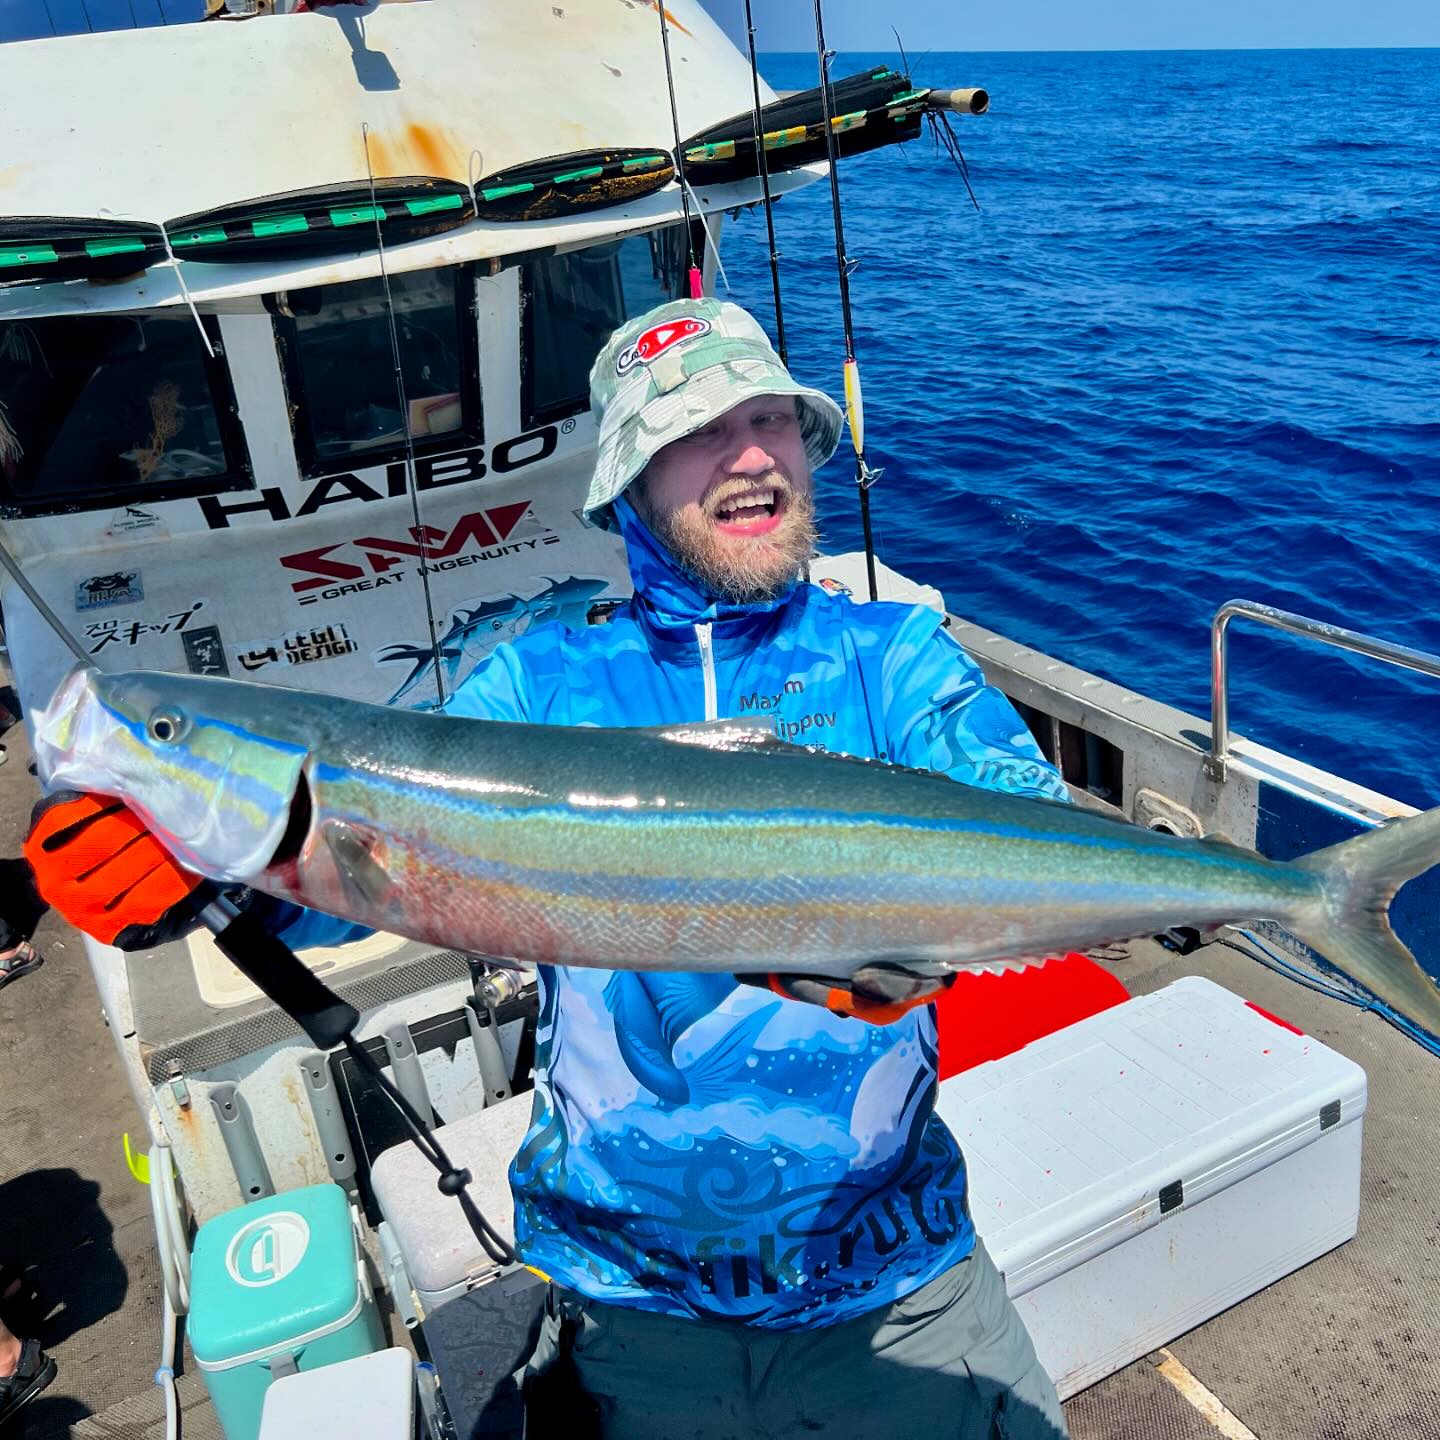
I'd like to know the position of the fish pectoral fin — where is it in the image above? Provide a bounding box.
[322,819,393,911]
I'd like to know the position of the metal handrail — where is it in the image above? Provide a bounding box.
[1206,600,1440,781]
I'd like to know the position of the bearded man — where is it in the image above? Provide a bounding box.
[28,299,1070,1439]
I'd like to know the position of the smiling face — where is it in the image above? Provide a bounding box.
[630,393,818,603]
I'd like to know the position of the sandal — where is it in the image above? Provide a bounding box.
[0,1268,44,1340]
[0,943,42,991]
[0,1336,56,1427]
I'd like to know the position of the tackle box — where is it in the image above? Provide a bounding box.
[369,978,1365,1403]
[936,974,1367,1397]
[190,1183,386,1440]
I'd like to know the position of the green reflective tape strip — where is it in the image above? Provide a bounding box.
[554,165,604,184]
[623,154,669,171]
[85,238,149,258]
[251,214,309,239]
[0,245,59,268]
[481,182,534,201]
[172,227,227,247]
[329,205,384,227]
[404,193,466,216]
[685,141,735,162]
[890,88,926,104]
[832,110,867,132]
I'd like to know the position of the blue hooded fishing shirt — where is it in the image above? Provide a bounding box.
[278,499,1066,1329]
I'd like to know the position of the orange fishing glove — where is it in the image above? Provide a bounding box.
[755,970,956,1025]
[24,791,209,951]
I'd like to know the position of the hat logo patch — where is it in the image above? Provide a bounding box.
[615,316,712,375]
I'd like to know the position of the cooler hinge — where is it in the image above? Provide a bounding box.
[1319,1099,1342,1130]
[1158,1179,1184,1215]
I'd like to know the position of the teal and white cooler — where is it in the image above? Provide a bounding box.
[190,1183,385,1440]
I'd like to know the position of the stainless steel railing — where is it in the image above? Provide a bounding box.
[1205,600,1440,781]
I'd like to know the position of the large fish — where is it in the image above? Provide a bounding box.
[30,666,1440,1033]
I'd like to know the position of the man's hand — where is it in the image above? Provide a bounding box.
[750,968,956,1025]
[24,792,209,950]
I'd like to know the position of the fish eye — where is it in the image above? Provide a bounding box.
[147,709,188,744]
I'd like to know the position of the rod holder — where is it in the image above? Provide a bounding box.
[929,87,989,115]
[209,1082,275,1202]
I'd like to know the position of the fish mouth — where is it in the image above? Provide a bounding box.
[31,668,118,794]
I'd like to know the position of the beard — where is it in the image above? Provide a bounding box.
[638,473,819,606]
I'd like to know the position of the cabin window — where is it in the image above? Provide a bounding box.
[0,311,249,517]
[521,227,690,427]
[276,264,481,476]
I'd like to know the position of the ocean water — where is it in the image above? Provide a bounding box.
[726,49,1439,809]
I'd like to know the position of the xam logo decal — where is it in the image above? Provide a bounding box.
[282,502,560,606]
[196,428,558,530]
[615,317,711,375]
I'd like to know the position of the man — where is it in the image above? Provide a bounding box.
[28,299,1070,1439]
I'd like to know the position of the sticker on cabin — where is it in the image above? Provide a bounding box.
[75,571,144,612]
[239,622,359,673]
[280,501,560,608]
[83,600,207,655]
[101,505,167,542]
[373,576,614,706]
[183,626,229,677]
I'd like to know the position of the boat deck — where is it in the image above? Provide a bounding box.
[2,704,1438,1440]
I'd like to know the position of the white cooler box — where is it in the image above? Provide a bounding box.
[372,977,1365,1400]
[372,1094,532,1312]
[941,974,1366,1398]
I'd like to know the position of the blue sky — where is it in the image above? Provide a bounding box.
[2,0,1439,47]
[713,1,1440,52]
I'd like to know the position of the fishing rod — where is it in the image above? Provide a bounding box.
[0,526,517,1265]
[362,122,449,709]
[810,0,880,602]
[742,0,787,363]
[655,1,704,299]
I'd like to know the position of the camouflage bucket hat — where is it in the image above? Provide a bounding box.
[585,298,845,521]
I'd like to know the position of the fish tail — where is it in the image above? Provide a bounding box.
[1288,806,1440,1035]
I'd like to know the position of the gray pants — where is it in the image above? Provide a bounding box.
[523,1241,1068,1440]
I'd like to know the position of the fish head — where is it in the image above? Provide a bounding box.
[32,667,311,884]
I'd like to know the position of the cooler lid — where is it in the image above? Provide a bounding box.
[260,1347,414,1438]
[190,1183,362,1365]
[936,976,1368,1296]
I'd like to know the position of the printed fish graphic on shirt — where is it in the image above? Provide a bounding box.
[605,972,779,1107]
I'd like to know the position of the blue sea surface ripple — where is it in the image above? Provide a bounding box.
[730,49,1439,809]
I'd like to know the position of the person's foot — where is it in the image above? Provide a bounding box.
[0,1336,56,1425]
[0,942,42,992]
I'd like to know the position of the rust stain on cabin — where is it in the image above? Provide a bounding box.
[362,122,467,181]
